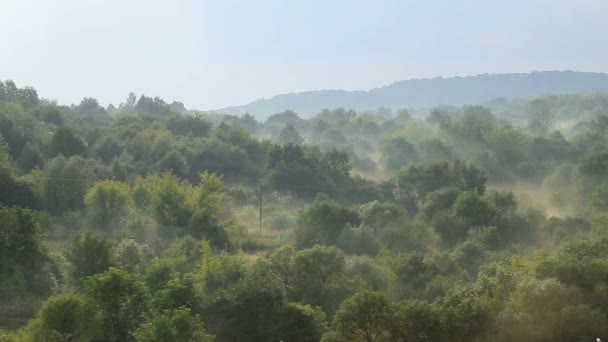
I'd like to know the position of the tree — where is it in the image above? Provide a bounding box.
[394,108,411,123]
[323,149,352,179]
[18,141,44,172]
[294,201,361,248]
[276,303,327,342]
[451,190,498,228]
[50,127,88,158]
[167,114,211,137]
[0,163,37,208]
[134,308,213,342]
[146,172,193,227]
[390,300,442,342]
[134,94,171,116]
[78,97,108,116]
[85,268,150,342]
[22,293,102,342]
[380,136,419,172]
[85,180,134,230]
[278,124,304,145]
[579,151,608,178]
[65,232,114,286]
[528,98,555,135]
[145,259,179,293]
[435,287,492,341]
[119,92,137,112]
[203,282,326,342]
[152,273,201,312]
[331,291,393,342]
[291,245,349,313]
[395,160,487,211]
[496,278,608,341]
[0,206,53,300]
[112,238,149,273]
[418,138,454,161]
[93,135,123,163]
[267,144,336,199]
[43,155,97,214]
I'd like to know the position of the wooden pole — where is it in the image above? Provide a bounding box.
[259,182,262,233]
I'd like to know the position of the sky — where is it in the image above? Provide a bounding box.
[1,0,608,110]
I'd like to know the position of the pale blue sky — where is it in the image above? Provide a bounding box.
[1,0,607,109]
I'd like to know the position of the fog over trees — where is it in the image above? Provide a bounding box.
[2,76,608,341]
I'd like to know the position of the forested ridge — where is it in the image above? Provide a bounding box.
[216,71,608,117]
[3,78,608,341]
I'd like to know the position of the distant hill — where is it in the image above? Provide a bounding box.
[214,71,608,119]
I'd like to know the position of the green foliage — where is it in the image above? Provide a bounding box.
[0,206,53,300]
[295,201,361,248]
[21,293,102,342]
[337,224,380,256]
[278,124,304,145]
[435,286,493,341]
[85,180,134,230]
[496,278,608,341]
[204,282,326,342]
[134,307,213,342]
[528,98,556,135]
[390,300,442,341]
[144,259,179,293]
[152,273,200,312]
[50,128,88,158]
[166,114,211,137]
[7,81,608,341]
[0,164,37,209]
[380,136,418,172]
[200,241,247,293]
[331,290,393,342]
[395,160,486,211]
[85,268,150,342]
[65,232,113,287]
[291,245,349,313]
[43,155,98,214]
[112,238,151,274]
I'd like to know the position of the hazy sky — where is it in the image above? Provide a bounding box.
[1,0,607,110]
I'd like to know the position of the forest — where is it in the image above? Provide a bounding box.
[2,78,608,341]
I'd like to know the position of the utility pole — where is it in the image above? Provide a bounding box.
[259,182,263,233]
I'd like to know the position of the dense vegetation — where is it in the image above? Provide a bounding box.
[2,78,608,341]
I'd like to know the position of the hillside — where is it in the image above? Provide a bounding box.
[215,70,608,118]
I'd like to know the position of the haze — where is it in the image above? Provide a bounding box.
[1,0,608,109]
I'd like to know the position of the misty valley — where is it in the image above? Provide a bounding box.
[2,74,608,341]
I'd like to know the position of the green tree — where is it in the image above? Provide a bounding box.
[50,127,88,158]
[134,307,213,342]
[291,245,349,313]
[294,201,361,248]
[43,155,97,214]
[389,300,442,341]
[85,180,134,230]
[0,206,52,300]
[145,259,179,293]
[152,273,201,312]
[278,124,305,145]
[65,232,113,287]
[496,278,608,341]
[528,98,555,136]
[435,287,493,341]
[0,163,37,208]
[21,293,102,342]
[85,268,150,342]
[331,291,393,342]
[380,136,419,172]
